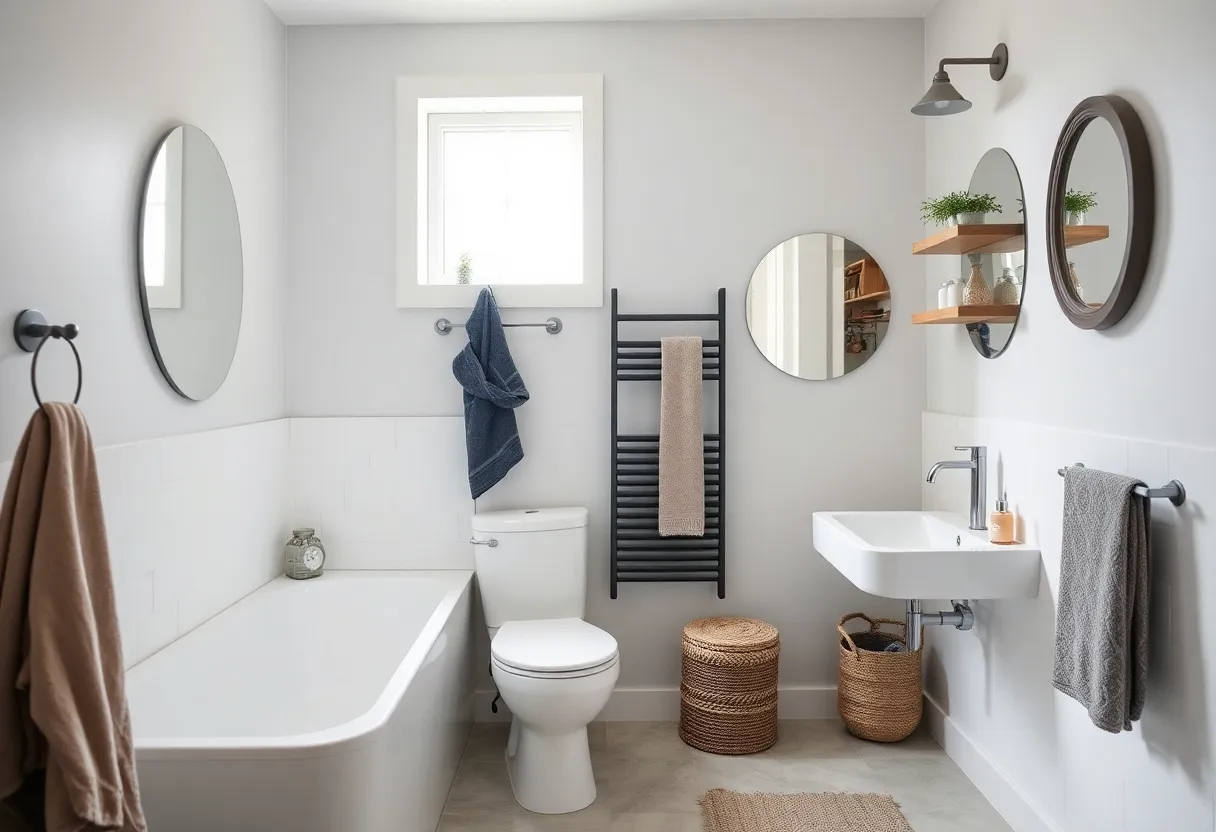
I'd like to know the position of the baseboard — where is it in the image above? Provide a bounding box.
[923,694,1063,832]
[473,685,837,723]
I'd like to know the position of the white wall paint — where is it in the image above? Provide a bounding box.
[286,20,927,691]
[0,0,286,455]
[922,0,1216,829]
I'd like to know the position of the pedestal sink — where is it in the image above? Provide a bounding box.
[813,511,1041,600]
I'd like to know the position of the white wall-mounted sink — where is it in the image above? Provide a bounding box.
[813,511,1040,600]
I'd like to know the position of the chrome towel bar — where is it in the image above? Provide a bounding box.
[436,317,562,335]
[1058,464,1186,506]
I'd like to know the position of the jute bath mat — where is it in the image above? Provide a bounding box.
[699,789,914,832]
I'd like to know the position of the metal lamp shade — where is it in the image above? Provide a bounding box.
[911,72,972,116]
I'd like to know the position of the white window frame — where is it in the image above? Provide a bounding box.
[396,74,604,308]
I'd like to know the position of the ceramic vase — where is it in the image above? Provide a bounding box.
[1066,211,1086,226]
[962,262,993,305]
[1068,262,1085,301]
[993,268,1020,305]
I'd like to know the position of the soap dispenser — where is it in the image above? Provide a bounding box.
[989,493,1016,545]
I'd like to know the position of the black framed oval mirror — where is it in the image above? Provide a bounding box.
[964,148,1026,359]
[1046,95,1154,330]
[138,125,243,400]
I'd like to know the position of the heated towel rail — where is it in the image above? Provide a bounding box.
[610,288,726,599]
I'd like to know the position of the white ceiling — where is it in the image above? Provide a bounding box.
[267,0,936,25]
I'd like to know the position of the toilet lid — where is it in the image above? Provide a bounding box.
[492,618,619,674]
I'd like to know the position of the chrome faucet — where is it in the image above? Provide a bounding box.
[927,445,987,531]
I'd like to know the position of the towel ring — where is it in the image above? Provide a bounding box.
[14,309,82,406]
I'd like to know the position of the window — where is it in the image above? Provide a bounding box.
[397,76,603,308]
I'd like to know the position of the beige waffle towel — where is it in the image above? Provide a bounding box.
[659,336,705,537]
[0,404,146,831]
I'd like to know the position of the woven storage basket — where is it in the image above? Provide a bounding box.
[837,613,923,743]
[679,617,779,755]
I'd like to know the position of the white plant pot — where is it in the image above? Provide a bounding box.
[948,212,988,226]
[1066,211,1086,226]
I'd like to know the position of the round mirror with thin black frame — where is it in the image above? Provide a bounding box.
[138,125,243,401]
[963,148,1026,359]
[745,233,891,380]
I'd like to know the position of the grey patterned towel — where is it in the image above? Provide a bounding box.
[1052,466,1151,732]
[658,336,705,537]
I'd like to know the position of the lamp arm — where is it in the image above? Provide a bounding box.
[938,56,999,73]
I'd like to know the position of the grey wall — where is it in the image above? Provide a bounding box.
[285,20,927,692]
[0,0,286,455]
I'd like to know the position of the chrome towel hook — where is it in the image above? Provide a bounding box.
[13,309,83,406]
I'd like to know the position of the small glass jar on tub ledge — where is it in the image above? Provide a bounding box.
[285,528,326,579]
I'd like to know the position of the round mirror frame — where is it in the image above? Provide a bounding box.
[1046,94,1154,330]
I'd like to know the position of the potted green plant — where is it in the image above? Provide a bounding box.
[921,192,1003,227]
[1063,189,1098,226]
[457,252,473,285]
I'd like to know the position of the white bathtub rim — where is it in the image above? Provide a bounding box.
[133,569,473,762]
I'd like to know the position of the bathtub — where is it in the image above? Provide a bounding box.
[126,570,475,832]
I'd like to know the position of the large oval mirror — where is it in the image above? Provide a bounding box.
[964,148,1026,358]
[1047,95,1154,330]
[138,125,243,400]
[746,234,891,379]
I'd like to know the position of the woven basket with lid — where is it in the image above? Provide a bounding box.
[679,617,779,755]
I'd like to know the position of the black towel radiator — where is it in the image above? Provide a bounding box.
[610,288,726,599]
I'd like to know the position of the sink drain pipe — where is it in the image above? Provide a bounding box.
[905,599,974,651]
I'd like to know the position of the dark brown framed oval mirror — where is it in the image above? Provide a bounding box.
[1046,94,1154,330]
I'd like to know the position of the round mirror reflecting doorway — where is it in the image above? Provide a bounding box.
[745,234,892,380]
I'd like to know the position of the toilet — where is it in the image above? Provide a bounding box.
[471,507,619,815]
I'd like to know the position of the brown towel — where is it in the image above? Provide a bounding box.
[0,404,145,832]
[659,337,705,537]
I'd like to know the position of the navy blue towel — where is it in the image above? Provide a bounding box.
[452,288,530,499]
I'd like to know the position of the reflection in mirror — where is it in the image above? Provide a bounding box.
[964,148,1026,359]
[1062,118,1127,308]
[746,234,891,380]
[138,126,243,401]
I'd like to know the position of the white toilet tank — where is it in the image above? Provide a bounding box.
[471,507,589,632]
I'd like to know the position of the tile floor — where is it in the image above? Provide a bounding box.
[437,720,1012,831]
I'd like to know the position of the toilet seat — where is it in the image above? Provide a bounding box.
[492,654,619,680]
[492,618,619,677]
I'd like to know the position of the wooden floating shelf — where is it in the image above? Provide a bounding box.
[912,223,1110,256]
[844,290,890,306]
[912,305,1021,326]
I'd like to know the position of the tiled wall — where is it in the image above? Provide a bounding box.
[921,412,1215,830]
[0,417,469,670]
[0,420,289,670]
[287,417,473,570]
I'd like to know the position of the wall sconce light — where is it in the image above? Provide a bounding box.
[912,43,1009,116]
